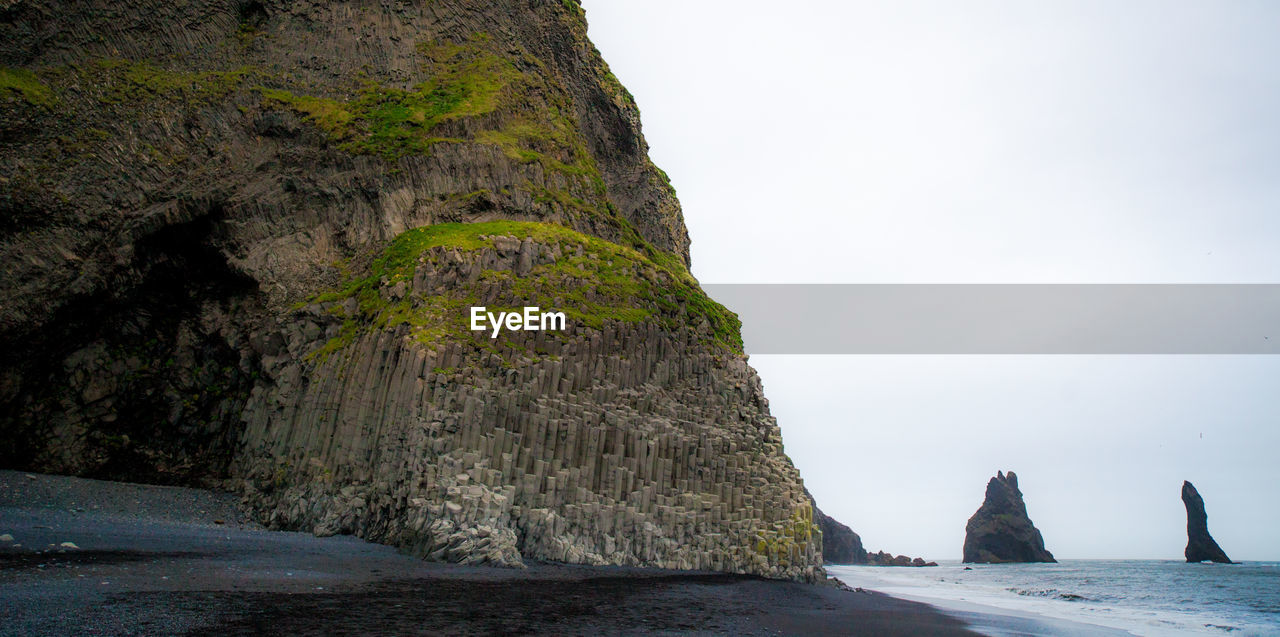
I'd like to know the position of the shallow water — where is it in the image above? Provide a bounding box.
[830,560,1280,636]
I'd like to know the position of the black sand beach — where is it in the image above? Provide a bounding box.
[0,471,977,636]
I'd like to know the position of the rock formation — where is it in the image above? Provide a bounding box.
[962,470,1055,563]
[802,490,936,567]
[865,551,937,567]
[0,0,822,580]
[805,490,866,565]
[1181,481,1232,564]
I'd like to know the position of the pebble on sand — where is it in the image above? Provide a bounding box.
[59,541,79,549]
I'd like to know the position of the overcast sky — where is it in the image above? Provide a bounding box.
[581,0,1280,561]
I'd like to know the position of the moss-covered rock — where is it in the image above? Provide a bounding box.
[0,66,55,107]
[308,221,742,359]
[0,0,818,581]
[237,220,819,580]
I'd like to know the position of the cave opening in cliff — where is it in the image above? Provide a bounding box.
[235,0,268,29]
[0,204,263,486]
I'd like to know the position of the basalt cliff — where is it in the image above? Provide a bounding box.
[0,0,822,580]
[1181,481,1232,564]
[962,470,1055,564]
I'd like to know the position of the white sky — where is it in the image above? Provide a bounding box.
[581,0,1280,561]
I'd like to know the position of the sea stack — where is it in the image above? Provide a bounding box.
[963,471,1056,563]
[1181,481,1233,564]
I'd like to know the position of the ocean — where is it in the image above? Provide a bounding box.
[828,560,1280,636]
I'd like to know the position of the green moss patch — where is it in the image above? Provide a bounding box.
[258,32,614,228]
[93,60,252,104]
[18,36,624,236]
[260,37,523,160]
[306,221,742,361]
[0,67,55,107]
[474,115,595,177]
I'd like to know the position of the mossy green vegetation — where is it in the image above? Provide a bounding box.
[5,60,255,178]
[0,66,55,107]
[257,89,352,133]
[647,158,676,194]
[260,36,523,160]
[475,115,597,178]
[306,221,742,362]
[6,45,503,161]
[596,62,635,109]
[18,58,251,111]
[10,38,683,337]
[558,0,587,23]
[20,35,625,243]
[91,60,252,104]
[258,32,613,224]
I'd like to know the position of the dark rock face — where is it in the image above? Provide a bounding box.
[815,509,866,565]
[0,0,686,484]
[802,490,937,567]
[1182,481,1232,564]
[806,490,866,565]
[231,225,821,579]
[865,551,937,567]
[0,0,824,580]
[962,471,1056,564]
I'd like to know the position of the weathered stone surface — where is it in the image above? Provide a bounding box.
[0,0,686,483]
[864,551,937,567]
[805,490,866,565]
[1182,481,1232,564]
[234,229,821,580]
[0,0,824,580]
[962,470,1055,564]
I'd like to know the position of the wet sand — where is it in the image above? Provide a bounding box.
[1,471,978,636]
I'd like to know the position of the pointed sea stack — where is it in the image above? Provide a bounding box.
[1181,481,1233,564]
[963,471,1056,563]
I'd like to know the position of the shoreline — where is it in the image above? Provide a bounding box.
[1,470,978,636]
[830,565,1131,637]
[828,562,1279,636]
